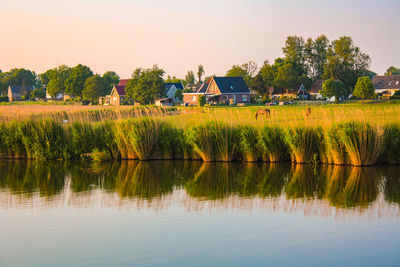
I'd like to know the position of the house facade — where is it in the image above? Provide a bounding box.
[372,75,400,98]
[8,85,34,102]
[309,80,324,99]
[164,82,184,101]
[206,77,250,104]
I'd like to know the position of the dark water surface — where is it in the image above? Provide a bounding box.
[0,160,399,266]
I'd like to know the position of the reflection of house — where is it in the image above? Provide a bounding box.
[310,80,323,99]
[100,79,129,106]
[372,75,400,98]
[165,82,184,101]
[182,82,209,105]
[8,85,34,102]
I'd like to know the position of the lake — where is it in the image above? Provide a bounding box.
[0,160,399,266]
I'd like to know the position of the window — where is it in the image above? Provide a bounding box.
[396,81,399,85]
[113,97,117,101]
[192,96,196,101]
[224,95,228,100]
[242,95,248,101]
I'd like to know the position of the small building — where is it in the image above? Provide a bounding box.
[310,80,324,99]
[108,79,130,105]
[297,84,309,99]
[8,85,34,102]
[155,98,173,106]
[165,82,184,101]
[372,75,400,98]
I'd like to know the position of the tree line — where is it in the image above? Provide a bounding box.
[0,34,398,103]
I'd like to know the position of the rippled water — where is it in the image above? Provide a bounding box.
[0,160,399,266]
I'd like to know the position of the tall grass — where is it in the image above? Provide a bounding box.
[186,121,241,162]
[0,115,398,166]
[283,126,319,164]
[258,126,287,162]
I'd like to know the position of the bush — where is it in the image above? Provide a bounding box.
[198,95,206,107]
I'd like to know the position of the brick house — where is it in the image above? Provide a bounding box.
[182,82,209,105]
[183,77,250,105]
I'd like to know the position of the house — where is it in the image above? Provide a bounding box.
[8,85,34,102]
[107,79,129,105]
[182,82,209,105]
[45,92,73,101]
[204,76,250,105]
[155,98,173,106]
[165,82,184,101]
[297,84,309,99]
[372,75,400,98]
[310,80,324,99]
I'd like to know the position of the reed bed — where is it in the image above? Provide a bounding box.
[0,116,399,166]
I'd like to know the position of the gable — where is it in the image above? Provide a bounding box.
[206,79,221,95]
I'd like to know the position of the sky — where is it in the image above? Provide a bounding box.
[1,0,399,78]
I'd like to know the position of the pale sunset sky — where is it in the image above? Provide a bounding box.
[1,0,399,78]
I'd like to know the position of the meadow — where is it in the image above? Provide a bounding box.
[0,101,400,166]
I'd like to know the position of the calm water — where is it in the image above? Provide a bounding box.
[0,160,399,266]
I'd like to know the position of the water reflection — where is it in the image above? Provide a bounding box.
[0,160,399,210]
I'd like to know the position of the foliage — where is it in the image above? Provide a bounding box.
[198,94,206,106]
[125,65,165,104]
[45,65,71,99]
[385,66,400,76]
[353,76,374,101]
[226,61,257,87]
[174,89,183,101]
[320,78,347,103]
[185,71,195,85]
[83,75,107,102]
[102,71,120,95]
[197,65,205,83]
[322,36,371,93]
[65,64,93,97]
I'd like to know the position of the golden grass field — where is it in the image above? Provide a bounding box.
[1,101,400,128]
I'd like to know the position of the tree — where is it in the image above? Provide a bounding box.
[65,64,93,97]
[282,36,306,74]
[353,76,374,102]
[0,68,38,95]
[320,78,346,103]
[83,75,107,102]
[198,94,206,106]
[197,65,204,83]
[30,88,46,100]
[44,65,71,99]
[323,36,371,94]
[185,71,195,84]
[274,63,299,92]
[304,35,329,80]
[102,71,119,95]
[125,65,165,104]
[385,66,400,75]
[226,65,248,78]
[226,61,257,87]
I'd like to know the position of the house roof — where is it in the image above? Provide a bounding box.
[212,77,250,94]
[310,80,323,94]
[8,85,34,94]
[198,82,209,93]
[297,84,308,95]
[184,83,203,93]
[165,82,184,91]
[118,79,130,86]
[372,75,400,90]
